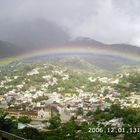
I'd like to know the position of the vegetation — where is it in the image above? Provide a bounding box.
[48,113,61,129]
[1,61,140,140]
[18,116,31,124]
[0,105,139,140]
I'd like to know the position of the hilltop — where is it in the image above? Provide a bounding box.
[1,38,140,70]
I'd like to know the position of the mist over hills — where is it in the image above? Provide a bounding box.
[0,1,140,72]
[1,36,140,71]
[1,37,140,57]
[0,40,24,58]
[0,18,140,62]
[70,37,140,56]
[0,20,69,49]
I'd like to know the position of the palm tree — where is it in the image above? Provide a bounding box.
[0,109,17,132]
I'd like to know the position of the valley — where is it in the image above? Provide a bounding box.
[1,60,140,139]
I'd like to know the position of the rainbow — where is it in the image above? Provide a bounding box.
[1,45,140,64]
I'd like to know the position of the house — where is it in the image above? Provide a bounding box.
[100,118,123,127]
[38,108,50,119]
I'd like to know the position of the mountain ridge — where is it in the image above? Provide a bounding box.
[1,38,140,69]
[1,37,140,58]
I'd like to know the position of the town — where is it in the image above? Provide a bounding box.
[0,61,140,139]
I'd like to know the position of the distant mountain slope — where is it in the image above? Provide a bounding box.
[69,37,140,55]
[1,37,140,58]
[27,54,140,73]
[110,44,140,55]
[0,40,24,58]
[1,38,140,71]
[69,37,105,47]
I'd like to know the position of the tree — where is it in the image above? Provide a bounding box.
[110,104,123,118]
[48,113,61,129]
[18,116,31,124]
[77,122,95,140]
[16,127,43,140]
[86,110,93,116]
[61,116,77,140]
[76,107,84,116]
[136,133,140,140]
[123,108,140,125]
[0,109,17,132]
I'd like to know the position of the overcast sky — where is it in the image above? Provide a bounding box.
[0,0,140,47]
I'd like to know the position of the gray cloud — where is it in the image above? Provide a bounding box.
[0,19,69,48]
[0,0,140,46]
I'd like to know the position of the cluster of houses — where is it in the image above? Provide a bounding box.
[0,89,118,122]
[0,64,140,131]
